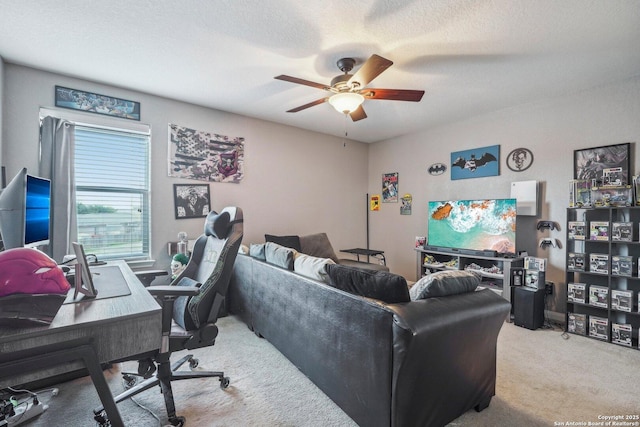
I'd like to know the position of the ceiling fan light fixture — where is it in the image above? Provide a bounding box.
[328,92,364,114]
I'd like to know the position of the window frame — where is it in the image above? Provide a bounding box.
[39,107,152,261]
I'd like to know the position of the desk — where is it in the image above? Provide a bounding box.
[340,248,386,265]
[0,260,161,427]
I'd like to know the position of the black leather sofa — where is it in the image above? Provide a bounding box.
[228,253,510,427]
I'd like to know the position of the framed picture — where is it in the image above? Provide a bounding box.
[450,145,500,180]
[382,172,398,203]
[574,143,631,186]
[54,86,141,121]
[173,184,211,219]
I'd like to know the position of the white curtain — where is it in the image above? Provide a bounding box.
[39,116,77,262]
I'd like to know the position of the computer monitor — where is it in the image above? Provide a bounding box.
[0,168,51,250]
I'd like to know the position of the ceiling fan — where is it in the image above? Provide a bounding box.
[274,54,425,121]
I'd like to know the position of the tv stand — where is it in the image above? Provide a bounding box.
[415,248,523,306]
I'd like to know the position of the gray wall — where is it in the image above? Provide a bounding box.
[368,75,640,313]
[1,63,369,267]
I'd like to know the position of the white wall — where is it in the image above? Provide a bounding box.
[1,64,369,267]
[368,75,640,312]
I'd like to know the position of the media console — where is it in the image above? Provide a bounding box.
[416,247,523,308]
[421,245,498,258]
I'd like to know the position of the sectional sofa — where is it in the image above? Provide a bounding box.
[227,239,510,427]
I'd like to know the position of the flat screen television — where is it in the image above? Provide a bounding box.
[0,168,51,250]
[427,198,517,255]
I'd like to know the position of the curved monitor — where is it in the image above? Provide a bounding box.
[0,168,51,250]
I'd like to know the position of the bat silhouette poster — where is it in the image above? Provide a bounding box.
[450,145,500,180]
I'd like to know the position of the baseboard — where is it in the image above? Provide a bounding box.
[545,310,565,326]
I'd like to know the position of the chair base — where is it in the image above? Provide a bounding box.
[94,353,230,427]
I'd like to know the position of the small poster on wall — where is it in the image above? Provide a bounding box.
[401,194,412,215]
[382,172,398,202]
[370,195,380,211]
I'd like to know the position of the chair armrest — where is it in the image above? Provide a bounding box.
[147,285,200,298]
[135,269,169,286]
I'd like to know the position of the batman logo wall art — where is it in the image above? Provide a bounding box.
[450,145,501,180]
[452,153,497,172]
[428,163,447,176]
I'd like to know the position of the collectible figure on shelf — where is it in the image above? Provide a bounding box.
[171,253,189,279]
[591,185,633,207]
[569,180,592,207]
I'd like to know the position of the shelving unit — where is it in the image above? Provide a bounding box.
[566,207,640,350]
[415,248,523,305]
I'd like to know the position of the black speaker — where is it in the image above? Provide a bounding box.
[513,287,544,330]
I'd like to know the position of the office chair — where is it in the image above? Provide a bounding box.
[94,207,243,427]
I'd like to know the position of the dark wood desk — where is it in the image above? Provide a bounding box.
[0,260,162,427]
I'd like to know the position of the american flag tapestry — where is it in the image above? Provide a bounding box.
[168,124,244,183]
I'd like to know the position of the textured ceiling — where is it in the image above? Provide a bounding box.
[1,0,640,143]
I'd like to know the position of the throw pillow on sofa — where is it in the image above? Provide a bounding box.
[265,242,297,270]
[294,253,335,283]
[249,243,266,261]
[298,233,340,263]
[409,270,480,301]
[324,264,410,304]
[265,234,302,252]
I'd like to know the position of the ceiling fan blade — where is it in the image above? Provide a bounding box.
[349,105,367,122]
[348,54,393,88]
[362,88,425,102]
[274,75,329,91]
[286,97,328,113]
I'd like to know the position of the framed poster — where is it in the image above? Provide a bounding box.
[574,143,631,186]
[450,145,500,180]
[54,86,140,120]
[173,184,211,219]
[382,173,398,203]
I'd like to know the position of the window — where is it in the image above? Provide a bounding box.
[74,125,150,260]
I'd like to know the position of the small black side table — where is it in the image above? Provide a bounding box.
[340,248,386,265]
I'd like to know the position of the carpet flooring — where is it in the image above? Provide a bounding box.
[13,315,640,426]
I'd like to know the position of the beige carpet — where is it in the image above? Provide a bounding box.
[18,315,640,426]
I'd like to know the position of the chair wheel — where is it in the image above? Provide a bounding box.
[123,374,138,389]
[168,416,186,426]
[220,376,230,389]
[189,358,199,369]
[93,410,109,426]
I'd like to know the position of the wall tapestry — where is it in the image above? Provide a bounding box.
[574,142,630,186]
[450,145,500,180]
[168,124,244,183]
[382,172,398,202]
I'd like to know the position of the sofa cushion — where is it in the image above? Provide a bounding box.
[264,242,297,270]
[265,234,302,252]
[324,264,410,303]
[299,233,340,263]
[409,270,480,301]
[294,253,335,282]
[249,243,266,261]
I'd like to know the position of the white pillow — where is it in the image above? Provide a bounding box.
[294,253,335,282]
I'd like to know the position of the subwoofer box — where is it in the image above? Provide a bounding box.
[513,287,544,330]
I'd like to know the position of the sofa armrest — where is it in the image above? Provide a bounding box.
[387,289,510,427]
